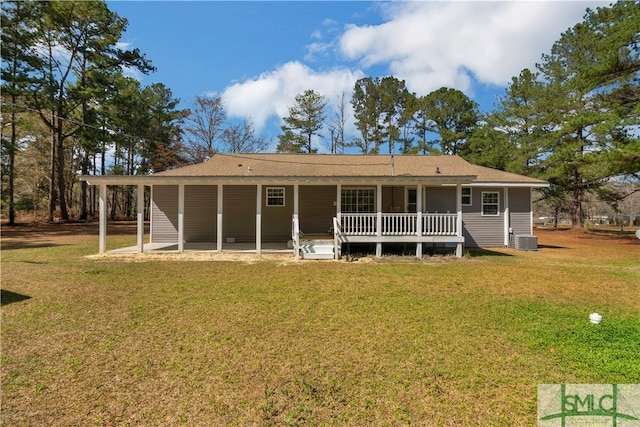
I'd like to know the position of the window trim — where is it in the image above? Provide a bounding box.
[266,187,285,207]
[461,187,472,206]
[341,187,376,213]
[481,191,500,216]
[405,187,417,213]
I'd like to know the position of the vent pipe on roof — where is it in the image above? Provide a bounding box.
[391,154,395,176]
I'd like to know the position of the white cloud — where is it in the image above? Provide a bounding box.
[220,0,607,143]
[115,41,132,50]
[304,41,333,62]
[221,61,363,131]
[339,1,609,95]
[121,66,144,81]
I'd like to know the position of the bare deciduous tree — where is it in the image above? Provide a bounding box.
[183,95,226,162]
[221,119,268,153]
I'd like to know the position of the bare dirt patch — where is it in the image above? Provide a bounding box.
[535,226,640,246]
[1,221,135,249]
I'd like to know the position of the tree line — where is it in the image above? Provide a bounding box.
[1,0,265,224]
[276,1,640,228]
[2,0,639,228]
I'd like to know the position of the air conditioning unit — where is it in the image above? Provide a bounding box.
[515,234,538,251]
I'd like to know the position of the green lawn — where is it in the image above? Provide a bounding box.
[1,226,639,425]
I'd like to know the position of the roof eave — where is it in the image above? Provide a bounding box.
[469,181,549,188]
[81,175,478,185]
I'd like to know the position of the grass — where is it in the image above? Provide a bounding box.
[1,225,639,425]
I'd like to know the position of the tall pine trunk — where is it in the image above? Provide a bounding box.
[8,103,17,225]
[571,169,583,229]
[55,113,69,221]
[48,111,56,222]
[571,128,585,229]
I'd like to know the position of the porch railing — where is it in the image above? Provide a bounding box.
[340,213,458,236]
[422,213,458,236]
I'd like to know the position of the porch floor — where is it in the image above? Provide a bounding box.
[107,241,292,254]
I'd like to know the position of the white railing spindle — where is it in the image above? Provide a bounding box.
[340,212,457,236]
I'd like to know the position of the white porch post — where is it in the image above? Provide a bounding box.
[178,184,185,253]
[376,183,382,258]
[335,184,342,261]
[529,188,534,234]
[416,183,423,258]
[294,184,299,260]
[336,184,342,224]
[99,183,107,254]
[217,184,223,252]
[256,184,262,255]
[137,184,144,253]
[504,187,510,246]
[456,183,463,258]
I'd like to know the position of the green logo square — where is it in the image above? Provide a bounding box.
[538,384,640,426]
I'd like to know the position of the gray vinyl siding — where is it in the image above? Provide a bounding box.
[425,186,457,213]
[151,185,178,243]
[462,187,504,247]
[300,185,336,234]
[508,187,532,236]
[223,185,256,243]
[150,183,532,249]
[262,185,294,241]
[184,185,217,242]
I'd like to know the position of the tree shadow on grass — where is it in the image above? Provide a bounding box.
[466,248,513,257]
[1,289,31,306]
[0,241,63,250]
[0,221,145,251]
[538,244,568,249]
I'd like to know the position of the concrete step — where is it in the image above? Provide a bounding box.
[302,252,335,260]
[301,242,335,260]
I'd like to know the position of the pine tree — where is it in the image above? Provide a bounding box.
[277,90,327,153]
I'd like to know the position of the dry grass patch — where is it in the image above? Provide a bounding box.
[1,224,639,425]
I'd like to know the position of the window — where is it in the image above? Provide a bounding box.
[482,192,499,216]
[266,187,285,206]
[341,188,375,213]
[461,187,472,206]
[406,188,417,213]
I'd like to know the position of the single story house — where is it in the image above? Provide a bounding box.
[81,153,548,259]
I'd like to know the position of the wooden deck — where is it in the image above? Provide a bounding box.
[293,213,465,259]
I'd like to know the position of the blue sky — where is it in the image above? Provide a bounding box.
[107,1,608,152]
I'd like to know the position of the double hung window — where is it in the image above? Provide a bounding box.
[266,187,285,206]
[482,192,499,216]
[461,187,472,206]
[341,188,375,213]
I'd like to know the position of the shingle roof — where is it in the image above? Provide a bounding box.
[466,163,548,185]
[154,153,547,185]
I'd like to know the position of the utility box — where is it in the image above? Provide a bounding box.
[515,234,538,251]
